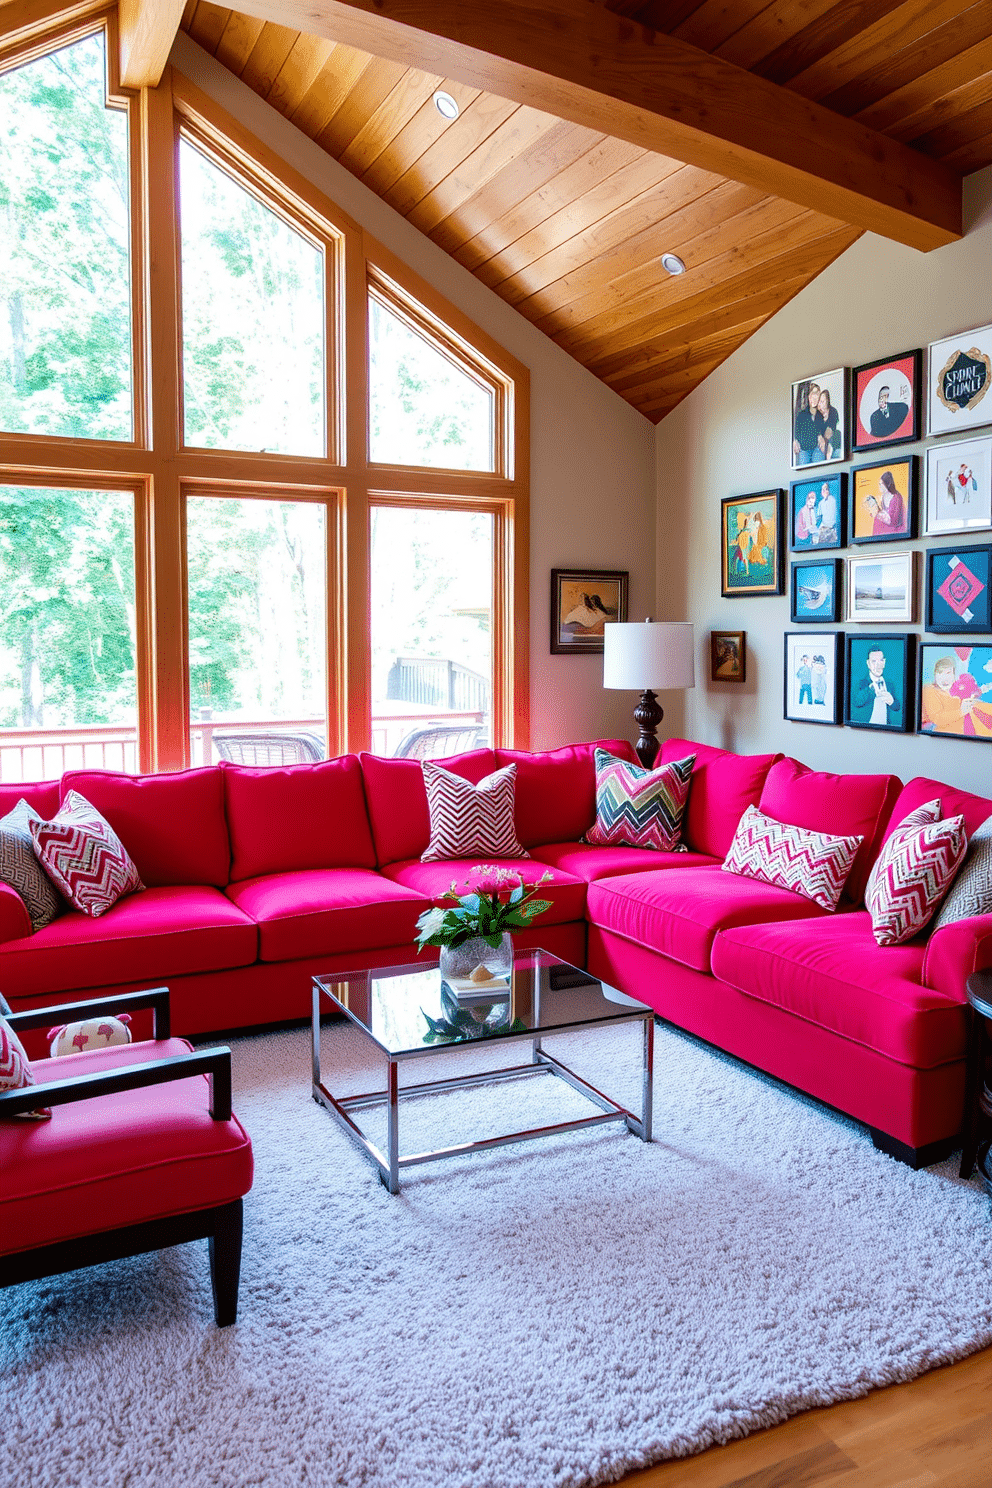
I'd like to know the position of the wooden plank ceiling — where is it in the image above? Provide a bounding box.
[180,1,992,423]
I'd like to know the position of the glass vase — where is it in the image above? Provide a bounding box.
[439,932,513,983]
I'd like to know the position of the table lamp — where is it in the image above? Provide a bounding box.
[603,619,695,769]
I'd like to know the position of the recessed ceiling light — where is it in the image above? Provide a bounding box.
[661,253,686,276]
[433,90,459,120]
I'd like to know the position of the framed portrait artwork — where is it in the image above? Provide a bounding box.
[851,350,922,452]
[844,633,913,733]
[918,643,992,741]
[720,490,784,596]
[710,630,746,682]
[783,632,842,725]
[925,544,992,633]
[791,368,846,470]
[928,323,992,437]
[550,569,628,654]
[791,559,842,623]
[846,551,916,624]
[849,456,918,544]
[924,436,992,536]
[789,473,846,552]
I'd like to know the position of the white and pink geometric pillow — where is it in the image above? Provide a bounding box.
[421,762,529,862]
[29,790,143,919]
[865,799,967,946]
[0,1011,51,1120]
[721,804,863,911]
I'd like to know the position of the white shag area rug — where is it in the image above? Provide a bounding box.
[3,1018,992,1488]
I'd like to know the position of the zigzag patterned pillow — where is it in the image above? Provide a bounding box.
[585,749,695,852]
[0,1011,50,1121]
[722,803,863,911]
[421,762,528,862]
[0,798,63,932]
[29,790,143,919]
[865,799,967,946]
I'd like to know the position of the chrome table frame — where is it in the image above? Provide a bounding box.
[311,981,654,1194]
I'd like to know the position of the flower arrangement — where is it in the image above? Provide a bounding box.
[414,865,554,952]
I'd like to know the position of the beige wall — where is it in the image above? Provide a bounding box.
[656,166,992,795]
[171,34,656,752]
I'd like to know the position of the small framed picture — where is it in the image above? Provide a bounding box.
[850,456,917,544]
[919,643,992,740]
[925,544,992,633]
[710,630,746,683]
[789,473,846,552]
[851,350,922,452]
[550,569,628,654]
[784,632,842,725]
[720,490,784,597]
[847,551,916,624]
[924,436,992,536]
[928,323,992,437]
[845,633,914,732]
[791,559,842,623]
[791,368,847,469]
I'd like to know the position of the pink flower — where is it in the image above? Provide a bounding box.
[464,865,523,898]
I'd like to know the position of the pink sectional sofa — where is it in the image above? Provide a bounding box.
[2,737,990,1168]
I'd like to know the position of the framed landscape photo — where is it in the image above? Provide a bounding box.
[791,368,847,469]
[851,349,922,452]
[928,323,992,436]
[789,473,846,551]
[846,551,916,624]
[550,569,628,654]
[720,490,784,596]
[710,630,746,683]
[844,633,913,732]
[791,559,842,623]
[850,456,917,544]
[925,544,992,633]
[918,643,992,741]
[784,632,842,725]
[924,436,992,536]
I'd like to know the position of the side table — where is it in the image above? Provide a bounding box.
[959,969,992,1194]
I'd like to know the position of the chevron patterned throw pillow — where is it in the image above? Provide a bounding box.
[721,803,863,911]
[585,749,696,852]
[865,799,967,946]
[0,1011,51,1120]
[421,762,529,862]
[29,790,143,919]
[0,798,63,932]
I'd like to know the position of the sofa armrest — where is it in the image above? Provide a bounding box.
[7,986,171,1039]
[0,883,31,945]
[922,914,992,1000]
[0,1045,233,1120]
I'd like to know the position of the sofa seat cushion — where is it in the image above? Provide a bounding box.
[587,865,828,973]
[1,1040,253,1256]
[227,869,430,962]
[710,914,966,1069]
[381,858,586,926]
[659,738,780,860]
[531,841,720,883]
[0,886,258,999]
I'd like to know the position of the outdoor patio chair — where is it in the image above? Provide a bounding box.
[1,988,253,1327]
[212,731,324,765]
[393,724,487,759]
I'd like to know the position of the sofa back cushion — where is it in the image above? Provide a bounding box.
[223,755,376,881]
[62,768,230,888]
[360,749,497,866]
[0,782,61,820]
[758,757,901,904]
[881,776,992,846]
[660,738,780,860]
[494,740,637,847]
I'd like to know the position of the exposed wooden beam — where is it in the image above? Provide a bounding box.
[231,0,961,251]
[119,0,184,88]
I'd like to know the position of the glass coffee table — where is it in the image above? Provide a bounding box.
[311,948,654,1192]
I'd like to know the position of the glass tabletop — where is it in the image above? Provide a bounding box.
[313,948,651,1058]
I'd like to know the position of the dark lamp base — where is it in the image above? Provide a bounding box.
[633,690,663,770]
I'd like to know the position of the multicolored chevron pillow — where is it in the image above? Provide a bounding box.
[29,790,143,919]
[421,762,529,862]
[0,1011,50,1120]
[585,749,696,852]
[865,799,967,946]
[722,804,863,911]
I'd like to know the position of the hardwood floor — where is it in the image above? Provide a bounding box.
[618,1344,992,1486]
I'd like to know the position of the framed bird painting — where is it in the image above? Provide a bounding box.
[550,569,628,654]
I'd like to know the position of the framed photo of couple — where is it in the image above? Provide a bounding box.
[783,633,842,725]
[791,369,846,470]
[923,435,992,536]
[789,473,846,552]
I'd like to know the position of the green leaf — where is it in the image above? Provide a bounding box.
[520,899,553,919]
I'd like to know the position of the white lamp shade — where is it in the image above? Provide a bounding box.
[603,621,695,691]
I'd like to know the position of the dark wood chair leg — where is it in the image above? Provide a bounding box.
[209,1200,243,1327]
